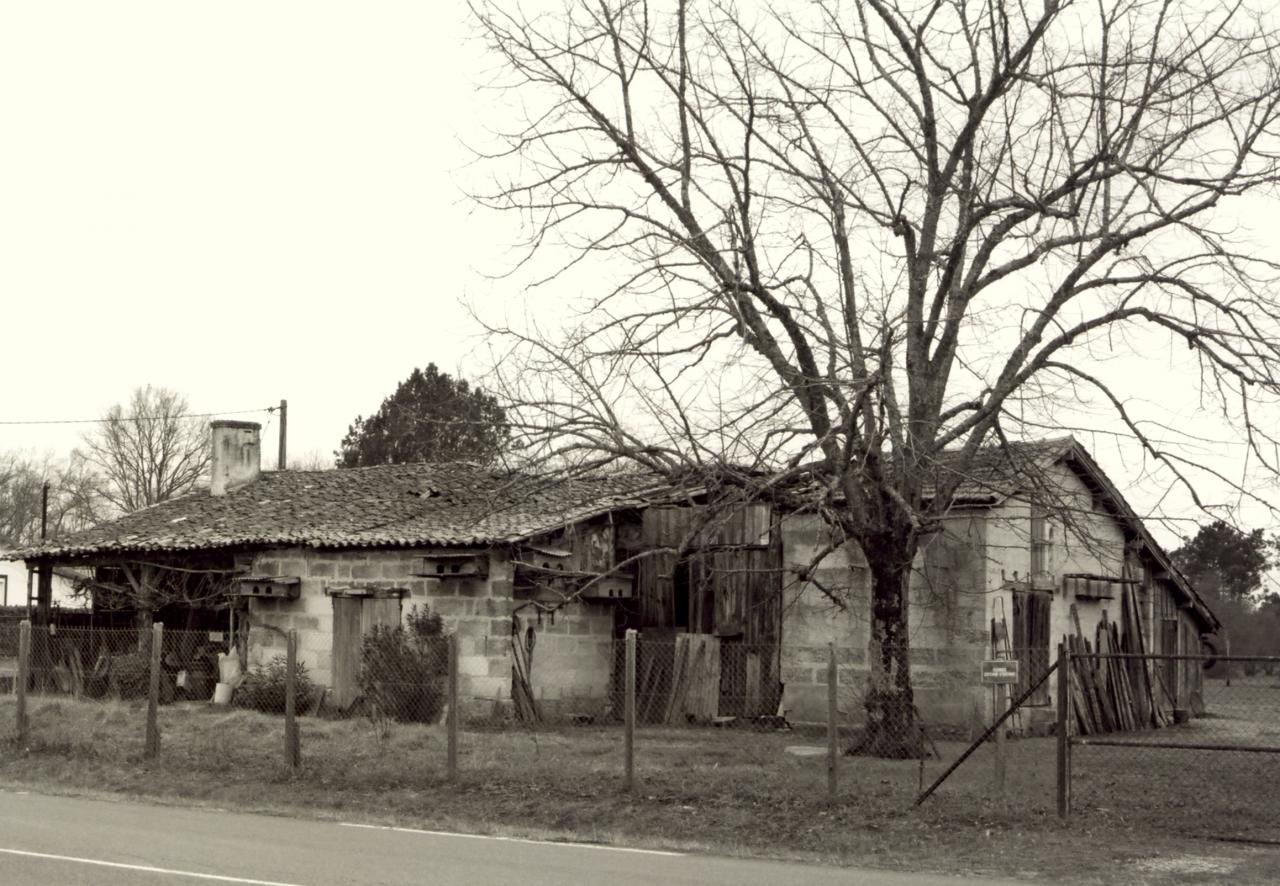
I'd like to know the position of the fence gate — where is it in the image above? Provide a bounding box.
[1062,652,1280,843]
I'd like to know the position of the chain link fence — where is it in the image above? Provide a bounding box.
[24,623,1273,833]
[1068,654,1280,843]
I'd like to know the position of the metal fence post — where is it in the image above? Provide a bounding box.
[285,629,300,770]
[624,628,637,791]
[995,680,1007,802]
[827,642,838,804]
[1056,640,1070,818]
[145,623,163,759]
[15,621,30,744]
[447,633,458,781]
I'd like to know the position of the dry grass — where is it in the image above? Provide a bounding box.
[0,695,1275,884]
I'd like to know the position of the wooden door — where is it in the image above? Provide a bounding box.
[331,594,402,709]
[1012,590,1051,704]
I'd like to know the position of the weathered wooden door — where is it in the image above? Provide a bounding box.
[331,593,402,709]
[1012,590,1051,704]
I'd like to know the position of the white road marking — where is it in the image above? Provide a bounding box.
[338,822,685,857]
[0,847,309,885]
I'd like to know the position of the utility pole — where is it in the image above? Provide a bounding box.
[36,482,51,627]
[278,399,288,470]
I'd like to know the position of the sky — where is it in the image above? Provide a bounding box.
[1,2,498,468]
[1,1,1277,551]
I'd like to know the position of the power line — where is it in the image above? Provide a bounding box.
[0,406,277,427]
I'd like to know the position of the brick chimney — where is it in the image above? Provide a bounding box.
[210,421,262,497]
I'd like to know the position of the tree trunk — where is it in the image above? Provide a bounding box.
[135,565,155,654]
[136,608,154,654]
[849,537,922,759]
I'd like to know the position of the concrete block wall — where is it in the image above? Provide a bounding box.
[779,513,989,731]
[518,600,616,719]
[245,545,617,720]
[779,513,869,723]
[982,462,1131,722]
[246,546,513,716]
[912,518,989,728]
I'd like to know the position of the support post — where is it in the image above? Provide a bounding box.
[624,629,637,791]
[278,399,288,470]
[35,565,51,629]
[37,485,50,627]
[1056,640,1071,818]
[285,629,300,769]
[447,633,459,781]
[1223,630,1231,687]
[994,681,1007,801]
[15,621,30,744]
[145,623,163,759]
[827,643,838,804]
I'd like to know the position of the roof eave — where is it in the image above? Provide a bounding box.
[1058,443,1221,634]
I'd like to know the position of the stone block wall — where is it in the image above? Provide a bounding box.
[779,513,989,731]
[518,601,616,720]
[244,545,617,720]
[981,462,1132,722]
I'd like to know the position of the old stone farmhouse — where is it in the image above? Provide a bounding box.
[11,421,1217,730]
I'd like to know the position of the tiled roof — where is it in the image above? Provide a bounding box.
[926,436,1219,632]
[11,463,669,560]
[7,439,1219,631]
[921,437,1076,504]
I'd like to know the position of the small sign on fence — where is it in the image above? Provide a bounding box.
[981,659,1019,685]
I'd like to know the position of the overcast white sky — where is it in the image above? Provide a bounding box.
[1,2,498,467]
[1,1,1277,548]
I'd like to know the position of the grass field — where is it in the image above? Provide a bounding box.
[0,694,1276,884]
[1071,675,1280,844]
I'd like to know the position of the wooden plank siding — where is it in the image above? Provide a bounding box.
[636,507,692,627]
[636,505,782,638]
[633,503,784,717]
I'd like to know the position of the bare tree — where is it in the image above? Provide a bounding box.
[472,0,1280,754]
[0,452,106,547]
[288,450,337,472]
[80,386,211,513]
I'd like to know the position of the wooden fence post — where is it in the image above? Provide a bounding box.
[827,643,838,804]
[1056,640,1071,818]
[447,633,458,781]
[624,629,637,791]
[285,629,300,770]
[145,623,163,759]
[15,621,30,744]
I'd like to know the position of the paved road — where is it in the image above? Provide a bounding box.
[0,790,1029,885]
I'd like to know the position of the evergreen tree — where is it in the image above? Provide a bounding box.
[336,365,508,467]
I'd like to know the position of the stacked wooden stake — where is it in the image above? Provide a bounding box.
[1064,588,1173,736]
[511,627,541,722]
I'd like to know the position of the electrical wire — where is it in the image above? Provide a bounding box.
[0,406,277,426]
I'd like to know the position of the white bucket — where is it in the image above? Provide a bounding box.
[217,653,242,686]
[212,682,234,705]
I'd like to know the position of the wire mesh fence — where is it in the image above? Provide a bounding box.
[629,637,786,731]
[1068,654,1280,842]
[14,624,1243,828]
